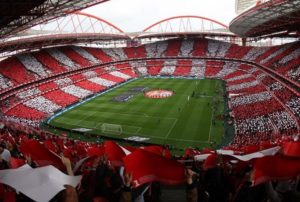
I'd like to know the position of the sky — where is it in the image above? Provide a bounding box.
[83,0,237,32]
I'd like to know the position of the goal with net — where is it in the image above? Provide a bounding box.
[100,123,123,135]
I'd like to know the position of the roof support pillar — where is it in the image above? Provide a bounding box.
[242,37,247,46]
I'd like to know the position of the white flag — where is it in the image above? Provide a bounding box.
[217,146,281,161]
[0,165,82,202]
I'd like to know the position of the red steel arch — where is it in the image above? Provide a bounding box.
[143,15,228,32]
[0,12,129,58]
[30,11,125,35]
[73,12,125,33]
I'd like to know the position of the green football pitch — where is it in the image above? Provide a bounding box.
[48,78,226,149]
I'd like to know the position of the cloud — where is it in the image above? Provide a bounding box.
[83,0,236,32]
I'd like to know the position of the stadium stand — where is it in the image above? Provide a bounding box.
[0,40,299,139]
[0,0,299,199]
[60,47,92,67]
[146,60,164,76]
[164,39,182,57]
[43,90,79,107]
[0,118,299,201]
[173,60,192,76]
[0,57,35,86]
[32,51,69,74]
[84,47,114,63]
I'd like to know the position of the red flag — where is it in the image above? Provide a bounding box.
[282,141,300,158]
[201,148,215,154]
[203,153,218,170]
[123,145,137,153]
[56,139,66,150]
[74,143,87,158]
[163,149,172,158]
[3,134,15,146]
[259,141,276,150]
[63,148,74,160]
[141,145,163,155]
[242,145,259,154]
[184,148,201,158]
[141,145,172,158]
[253,155,300,186]
[10,158,26,169]
[0,184,4,199]
[18,135,29,143]
[3,191,16,202]
[123,149,185,187]
[87,146,105,157]
[44,140,57,153]
[104,141,126,167]
[19,140,65,170]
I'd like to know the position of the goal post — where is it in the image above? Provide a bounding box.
[101,123,122,135]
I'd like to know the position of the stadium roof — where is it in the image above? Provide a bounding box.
[136,16,234,39]
[0,13,237,58]
[0,0,109,38]
[0,11,129,58]
[229,0,300,37]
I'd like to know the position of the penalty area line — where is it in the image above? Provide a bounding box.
[97,111,176,120]
[165,118,178,138]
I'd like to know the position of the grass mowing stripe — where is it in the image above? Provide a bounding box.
[48,78,226,149]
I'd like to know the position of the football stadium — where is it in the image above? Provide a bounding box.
[0,0,299,201]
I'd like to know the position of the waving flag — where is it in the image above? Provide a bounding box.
[9,158,26,169]
[141,145,172,158]
[19,139,65,170]
[252,155,300,186]
[282,141,300,158]
[124,149,185,187]
[87,146,105,157]
[0,165,81,202]
[216,146,280,161]
[104,141,126,167]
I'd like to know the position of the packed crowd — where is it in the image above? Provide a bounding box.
[286,98,300,117]
[0,121,299,202]
[0,38,298,159]
[17,54,51,78]
[1,53,298,148]
[270,111,297,131]
[0,67,136,128]
[179,40,194,56]
[0,38,298,93]
[46,49,78,70]
[230,91,272,107]
[72,46,100,64]
[60,47,92,67]
[163,40,181,57]
[61,85,93,99]
[102,48,128,62]
[160,60,177,75]
[82,71,98,79]
[133,60,300,146]
[145,41,168,58]
[227,80,259,92]
[23,96,61,114]
[88,77,116,87]
[0,75,13,90]
[207,40,231,58]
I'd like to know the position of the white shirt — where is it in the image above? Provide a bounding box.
[1,149,11,162]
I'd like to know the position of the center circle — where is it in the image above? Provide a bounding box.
[144,89,174,99]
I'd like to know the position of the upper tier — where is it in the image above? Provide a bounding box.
[0,39,299,93]
[230,0,300,37]
[0,38,299,146]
